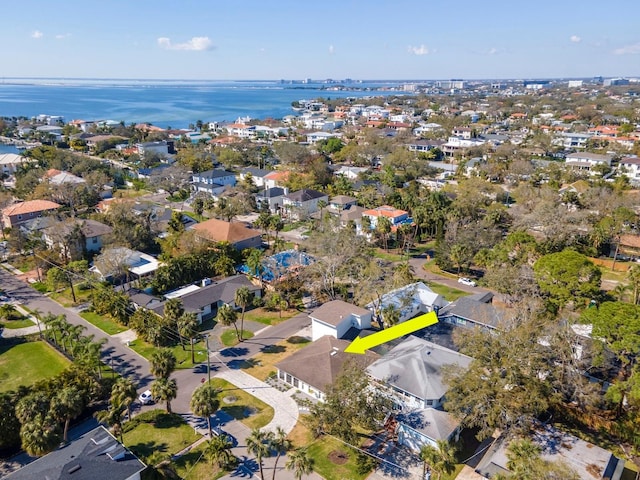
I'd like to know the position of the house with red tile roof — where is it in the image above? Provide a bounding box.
[2,200,61,229]
[362,205,411,230]
[191,218,262,250]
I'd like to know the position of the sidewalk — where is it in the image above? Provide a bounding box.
[0,304,44,338]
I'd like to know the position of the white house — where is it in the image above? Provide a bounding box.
[136,140,169,158]
[282,188,329,219]
[564,152,613,174]
[0,153,29,175]
[367,336,472,451]
[618,156,640,182]
[191,169,237,196]
[310,300,373,341]
[306,131,341,144]
[366,282,447,324]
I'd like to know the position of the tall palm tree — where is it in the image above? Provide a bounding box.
[420,440,457,480]
[145,452,181,479]
[190,384,220,438]
[95,405,126,443]
[151,377,178,413]
[246,428,272,480]
[269,426,291,480]
[217,303,240,341]
[505,438,540,479]
[150,348,177,380]
[178,312,199,361]
[205,434,236,469]
[111,377,138,421]
[285,447,315,480]
[15,392,51,424]
[246,248,265,287]
[627,264,640,304]
[163,298,184,327]
[0,303,18,321]
[50,386,84,443]
[376,216,392,252]
[381,304,400,329]
[234,287,253,342]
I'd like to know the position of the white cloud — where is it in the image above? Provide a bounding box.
[613,42,640,55]
[328,44,335,55]
[570,35,581,43]
[31,30,43,39]
[55,33,71,40]
[408,44,430,55]
[157,36,214,51]
[488,47,498,55]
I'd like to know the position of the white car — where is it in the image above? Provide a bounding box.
[458,277,477,287]
[139,390,153,405]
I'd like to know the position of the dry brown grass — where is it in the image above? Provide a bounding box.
[287,415,313,447]
[243,339,311,381]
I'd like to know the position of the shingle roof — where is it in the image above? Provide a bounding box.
[367,336,471,401]
[396,408,461,442]
[5,426,145,480]
[2,199,61,216]
[276,336,379,393]
[192,218,261,244]
[438,295,509,329]
[284,189,327,202]
[310,300,371,327]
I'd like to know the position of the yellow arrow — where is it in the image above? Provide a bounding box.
[345,311,438,354]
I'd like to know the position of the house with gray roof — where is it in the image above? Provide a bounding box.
[191,169,236,197]
[367,336,472,451]
[5,425,145,480]
[437,292,509,330]
[150,274,261,323]
[255,187,287,214]
[239,167,271,188]
[282,188,329,220]
[366,282,448,325]
[275,335,379,401]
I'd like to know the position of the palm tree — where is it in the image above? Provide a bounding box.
[145,452,181,479]
[205,434,236,469]
[505,438,540,478]
[163,298,184,327]
[150,348,177,380]
[235,287,253,342]
[190,384,220,438]
[269,426,291,480]
[376,216,392,252]
[217,303,240,341]
[15,392,51,424]
[285,447,315,480]
[178,312,199,361]
[151,377,178,413]
[381,304,400,329]
[111,377,138,421]
[246,428,272,480]
[246,248,265,287]
[50,386,84,443]
[95,405,126,443]
[0,303,18,321]
[420,440,457,480]
[627,264,640,304]
[19,418,60,457]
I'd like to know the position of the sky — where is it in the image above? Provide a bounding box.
[2,0,639,81]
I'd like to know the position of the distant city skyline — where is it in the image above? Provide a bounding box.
[2,0,639,81]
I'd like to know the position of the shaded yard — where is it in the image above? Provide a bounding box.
[243,307,299,326]
[242,337,311,381]
[0,340,70,393]
[128,337,209,369]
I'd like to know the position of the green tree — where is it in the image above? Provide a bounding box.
[627,264,640,305]
[0,303,18,321]
[190,383,220,438]
[376,216,392,252]
[19,417,60,457]
[420,440,456,480]
[151,377,178,413]
[234,286,253,342]
[178,312,199,362]
[217,303,240,341]
[268,426,291,480]
[246,248,265,287]
[205,434,236,469]
[163,298,184,327]
[533,249,601,311]
[0,393,21,449]
[50,386,84,443]
[246,428,272,480]
[150,348,177,380]
[381,303,400,329]
[110,377,138,421]
[285,447,315,480]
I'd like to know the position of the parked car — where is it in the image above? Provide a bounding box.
[139,390,153,405]
[458,277,477,287]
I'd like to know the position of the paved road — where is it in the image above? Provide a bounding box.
[408,254,491,295]
[0,267,153,388]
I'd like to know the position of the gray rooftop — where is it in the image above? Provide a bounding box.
[367,336,471,401]
[310,300,371,327]
[438,294,507,329]
[5,426,145,480]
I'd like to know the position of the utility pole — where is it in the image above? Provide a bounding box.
[205,335,211,383]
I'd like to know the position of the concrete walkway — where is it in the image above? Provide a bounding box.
[214,369,299,434]
[0,304,44,338]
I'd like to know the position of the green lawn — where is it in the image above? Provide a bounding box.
[243,338,311,381]
[307,436,369,480]
[172,441,229,480]
[80,311,128,335]
[122,410,200,462]
[49,286,92,307]
[128,338,209,369]
[220,329,254,346]
[0,317,35,329]
[425,282,469,302]
[0,340,70,392]
[209,378,274,429]
[243,307,298,325]
[372,249,407,262]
